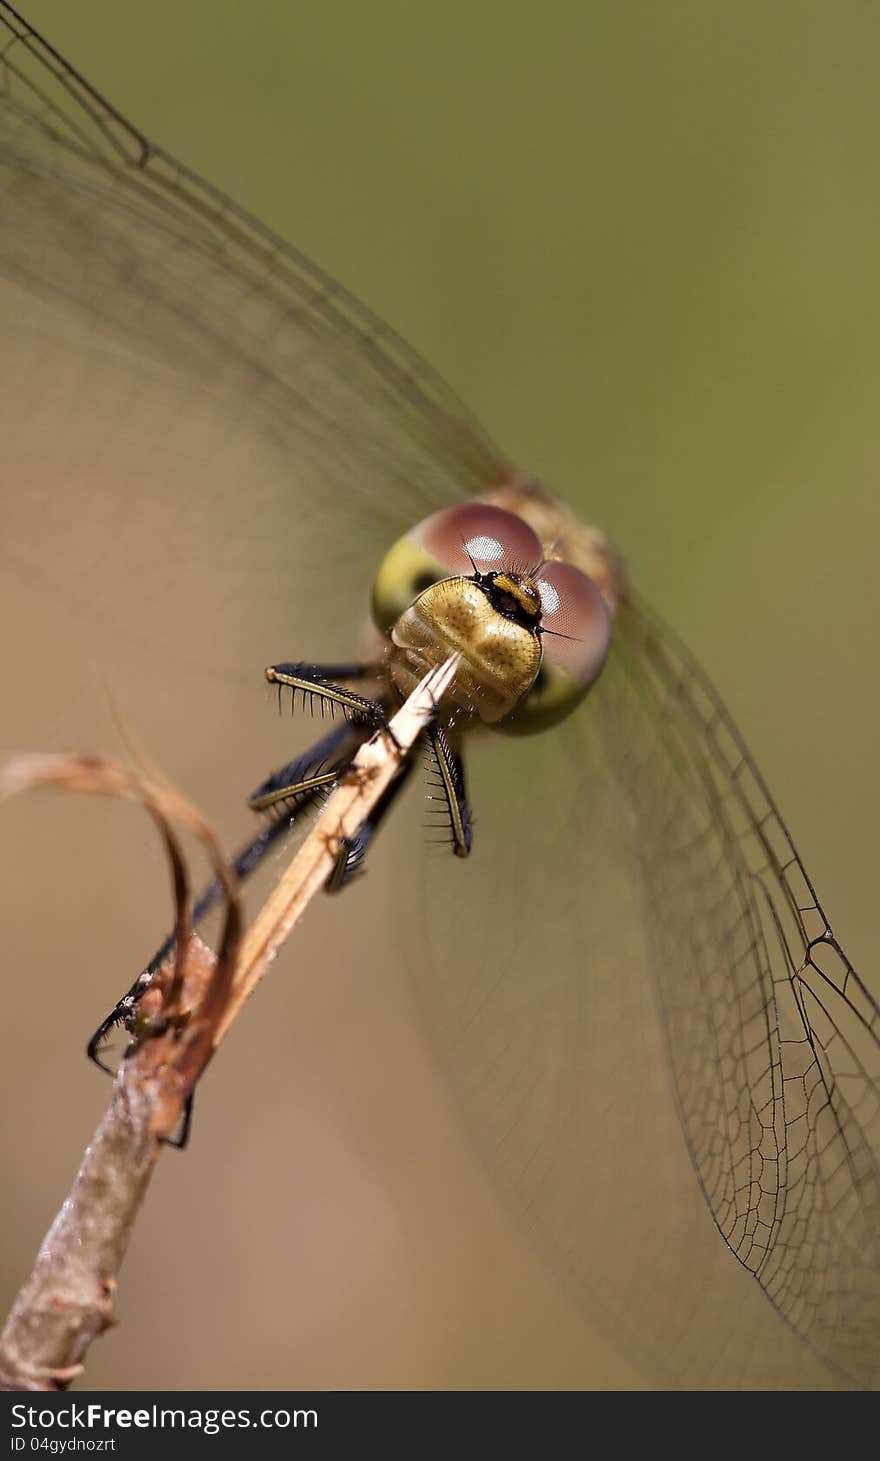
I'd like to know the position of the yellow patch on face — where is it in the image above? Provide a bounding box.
[490,572,542,620]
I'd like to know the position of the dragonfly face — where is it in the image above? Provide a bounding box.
[0,3,878,1392]
[374,491,614,728]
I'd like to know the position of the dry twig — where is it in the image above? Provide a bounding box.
[0,657,458,1391]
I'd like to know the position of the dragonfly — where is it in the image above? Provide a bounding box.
[0,3,877,1390]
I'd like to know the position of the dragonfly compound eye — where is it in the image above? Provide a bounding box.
[372,502,543,632]
[499,560,612,735]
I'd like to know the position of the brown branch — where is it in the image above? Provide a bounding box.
[0,657,458,1391]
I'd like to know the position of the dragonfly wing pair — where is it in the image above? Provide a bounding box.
[1,2,877,1389]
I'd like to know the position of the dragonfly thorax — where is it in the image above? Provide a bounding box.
[389,573,543,724]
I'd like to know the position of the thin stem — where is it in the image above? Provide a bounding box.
[0,656,458,1392]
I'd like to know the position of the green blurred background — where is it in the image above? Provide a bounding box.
[1,0,878,1389]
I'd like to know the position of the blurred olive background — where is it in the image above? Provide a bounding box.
[1,0,878,1390]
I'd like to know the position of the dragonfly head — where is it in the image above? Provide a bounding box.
[373,500,611,731]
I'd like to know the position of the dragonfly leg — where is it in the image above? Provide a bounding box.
[426,727,472,857]
[327,724,470,886]
[86,966,155,1074]
[265,661,388,726]
[83,669,431,1121]
[324,755,419,891]
[86,720,367,1074]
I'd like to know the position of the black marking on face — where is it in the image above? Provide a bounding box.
[480,570,543,629]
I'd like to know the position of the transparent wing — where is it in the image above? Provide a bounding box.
[0,0,508,706]
[0,3,504,484]
[608,594,880,1386]
[406,599,879,1389]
